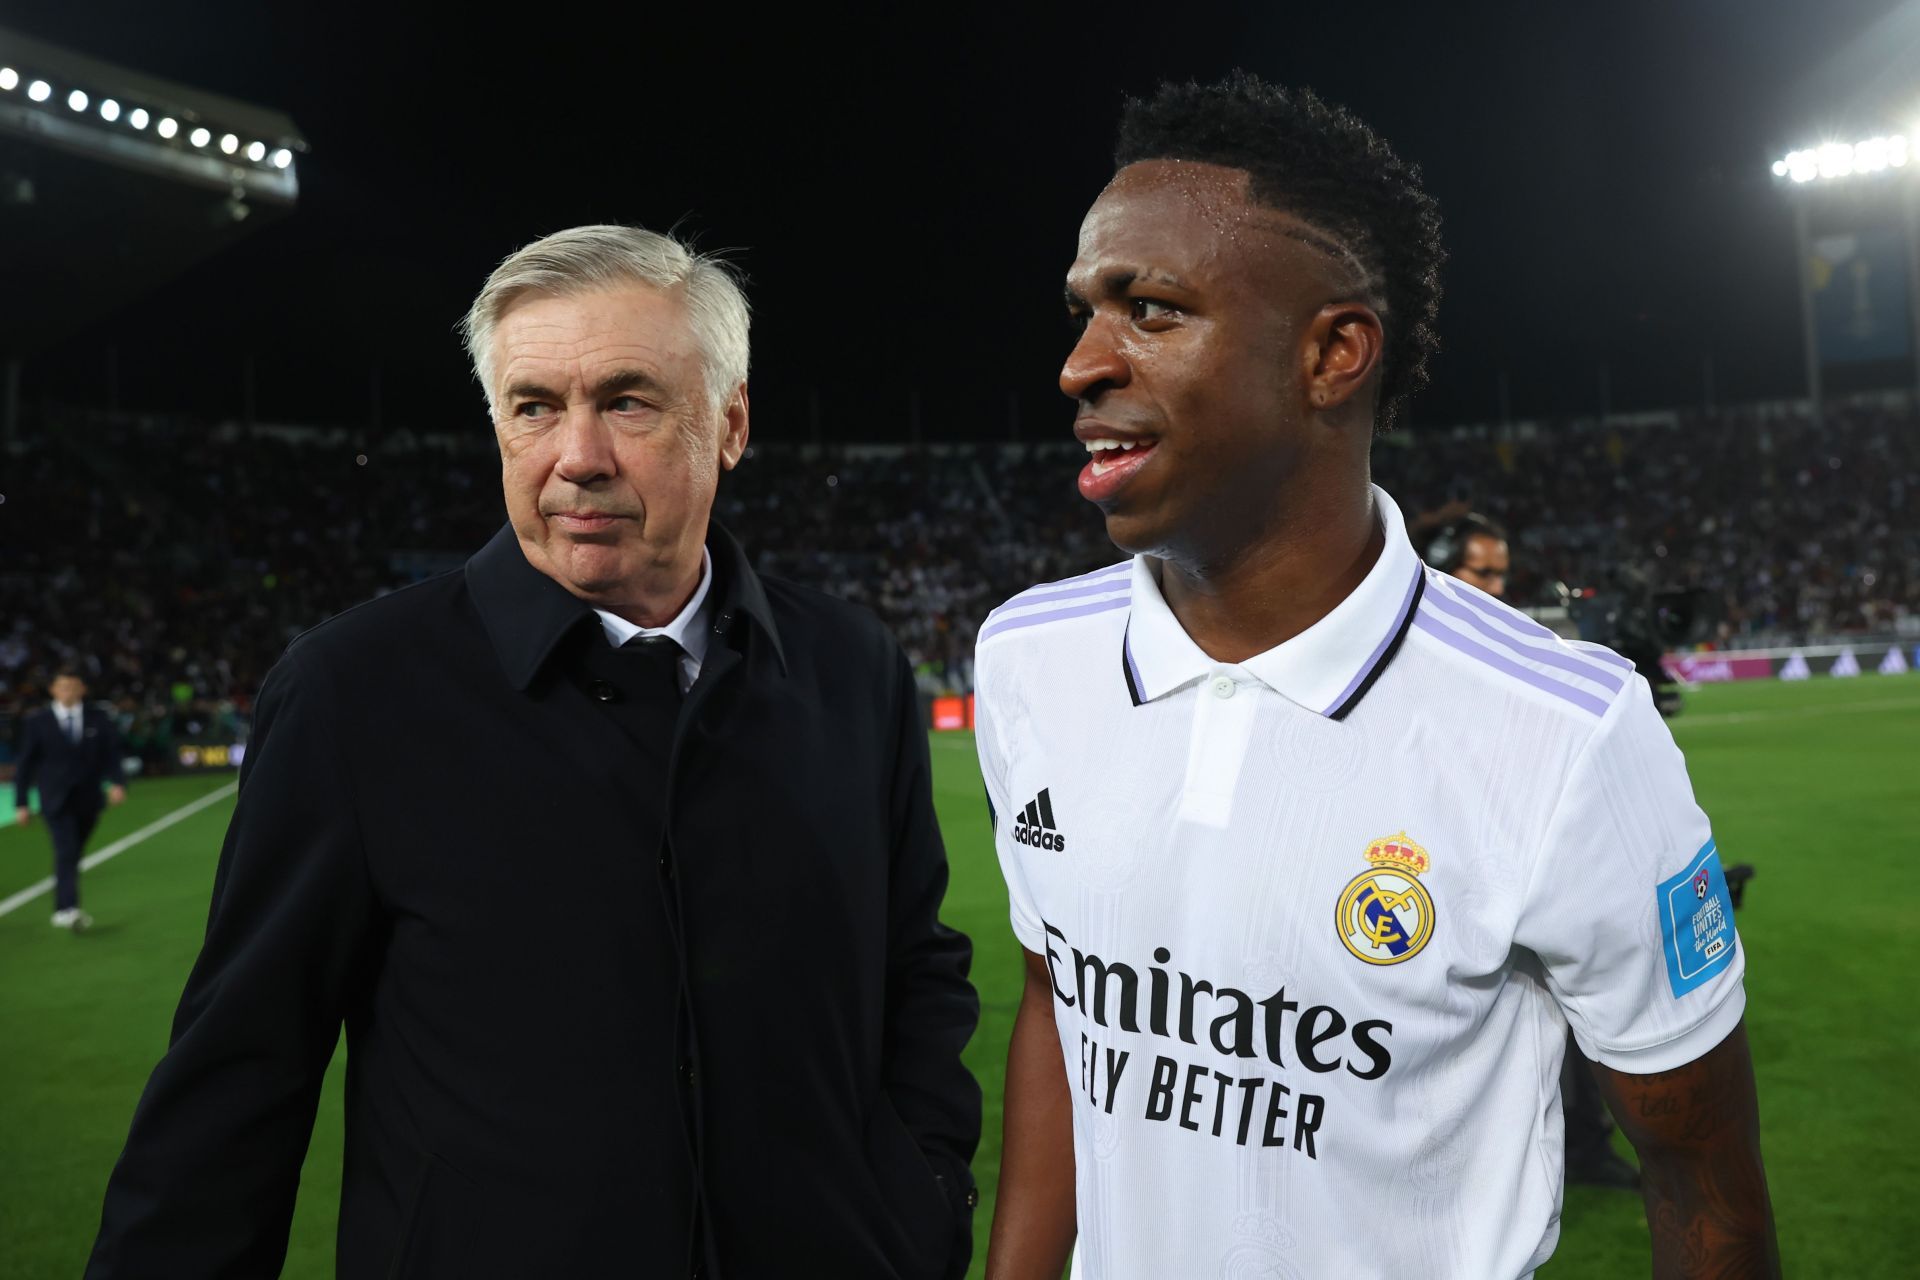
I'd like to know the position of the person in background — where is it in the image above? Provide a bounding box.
[13,667,128,931]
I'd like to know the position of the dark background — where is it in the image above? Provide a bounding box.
[8,0,1920,440]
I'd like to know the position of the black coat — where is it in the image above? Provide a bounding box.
[15,703,124,815]
[86,524,981,1280]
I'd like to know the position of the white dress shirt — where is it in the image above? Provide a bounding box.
[592,550,714,693]
[55,702,85,743]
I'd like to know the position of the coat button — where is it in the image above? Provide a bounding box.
[588,680,616,702]
[679,1059,695,1085]
[659,852,673,880]
[965,1186,980,1208]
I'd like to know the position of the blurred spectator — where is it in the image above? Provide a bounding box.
[3,399,1916,765]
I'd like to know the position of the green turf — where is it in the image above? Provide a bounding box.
[1,675,1914,1277]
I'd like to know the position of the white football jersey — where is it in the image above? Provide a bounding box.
[973,484,1745,1280]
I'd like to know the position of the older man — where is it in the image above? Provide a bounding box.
[86,226,980,1280]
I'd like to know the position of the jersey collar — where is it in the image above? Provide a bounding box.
[1120,484,1426,720]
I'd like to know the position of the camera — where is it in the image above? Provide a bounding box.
[1564,565,1715,719]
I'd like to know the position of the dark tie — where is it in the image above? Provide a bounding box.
[620,634,684,703]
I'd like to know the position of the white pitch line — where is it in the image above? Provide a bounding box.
[0,780,238,920]
[1675,695,1920,729]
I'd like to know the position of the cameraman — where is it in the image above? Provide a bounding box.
[1420,512,1642,1192]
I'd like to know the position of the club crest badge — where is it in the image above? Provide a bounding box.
[1336,832,1437,965]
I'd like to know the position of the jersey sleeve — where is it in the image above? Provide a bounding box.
[971,646,1046,954]
[1514,674,1747,1074]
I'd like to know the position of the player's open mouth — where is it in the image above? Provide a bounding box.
[1078,437,1158,502]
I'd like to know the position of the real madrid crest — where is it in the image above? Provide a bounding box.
[1336,832,1437,965]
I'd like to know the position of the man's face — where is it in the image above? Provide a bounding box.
[51,675,84,707]
[1451,533,1510,599]
[1061,160,1368,562]
[490,284,748,616]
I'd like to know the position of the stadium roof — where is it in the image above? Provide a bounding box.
[0,23,304,357]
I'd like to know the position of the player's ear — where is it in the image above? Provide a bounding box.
[1301,302,1384,419]
[718,385,750,471]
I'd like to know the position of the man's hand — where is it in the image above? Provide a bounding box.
[107,785,127,807]
[13,806,28,826]
[1596,1019,1780,1279]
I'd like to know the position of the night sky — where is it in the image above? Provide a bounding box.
[11,0,1920,441]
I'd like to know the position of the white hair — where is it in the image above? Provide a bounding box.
[459,224,751,414]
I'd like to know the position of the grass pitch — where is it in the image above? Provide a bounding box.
[1,675,1915,1277]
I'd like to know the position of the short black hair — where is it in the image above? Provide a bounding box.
[52,667,85,683]
[1114,71,1445,435]
[1419,512,1507,570]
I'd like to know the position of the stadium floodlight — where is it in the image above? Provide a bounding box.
[27,79,51,102]
[219,132,238,154]
[188,126,210,148]
[245,140,266,162]
[0,68,17,92]
[271,147,292,169]
[1773,132,1914,184]
[99,98,120,123]
[66,88,88,112]
[128,107,148,130]
[157,116,178,139]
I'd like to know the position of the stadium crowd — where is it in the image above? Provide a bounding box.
[3,399,1916,772]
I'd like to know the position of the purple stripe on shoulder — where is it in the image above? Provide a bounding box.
[1442,579,1559,638]
[1567,640,1636,675]
[987,565,1133,618]
[1319,565,1423,716]
[1412,610,1610,717]
[1441,578,1636,674]
[1422,581,1624,693]
[978,594,1131,643]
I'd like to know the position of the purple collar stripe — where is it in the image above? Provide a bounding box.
[1436,577,1634,675]
[1321,566,1426,720]
[978,594,1131,644]
[1421,581,1625,693]
[1411,610,1611,717]
[1122,624,1146,705]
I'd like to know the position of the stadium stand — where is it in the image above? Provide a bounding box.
[3,396,1917,772]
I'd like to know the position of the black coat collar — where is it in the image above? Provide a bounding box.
[466,521,787,691]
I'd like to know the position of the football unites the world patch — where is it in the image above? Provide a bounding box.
[1336,831,1437,965]
[1657,838,1739,997]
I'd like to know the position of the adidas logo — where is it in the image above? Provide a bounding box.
[1014,788,1067,852]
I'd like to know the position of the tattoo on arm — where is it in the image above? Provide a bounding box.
[1596,1021,1780,1280]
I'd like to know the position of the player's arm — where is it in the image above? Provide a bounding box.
[880,646,982,1276]
[102,710,128,802]
[1514,676,1773,1280]
[985,947,1077,1280]
[85,646,374,1278]
[1597,1020,1780,1280]
[14,715,41,822]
